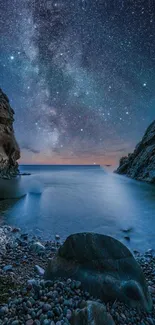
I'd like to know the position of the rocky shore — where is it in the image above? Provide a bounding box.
[115,120,155,184]
[0,89,20,180]
[0,227,155,325]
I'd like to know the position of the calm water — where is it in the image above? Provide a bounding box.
[0,165,155,252]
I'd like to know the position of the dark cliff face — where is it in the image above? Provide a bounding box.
[115,121,155,184]
[0,88,20,178]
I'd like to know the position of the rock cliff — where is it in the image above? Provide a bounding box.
[0,88,20,179]
[115,121,155,183]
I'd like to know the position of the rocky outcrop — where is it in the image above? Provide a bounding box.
[0,88,20,179]
[45,232,152,311]
[71,301,115,325]
[115,121,155,183]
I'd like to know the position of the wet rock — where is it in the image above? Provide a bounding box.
[30,241,45,254]
[124,236,130,241]
[71,300,115,325]
[45,232,152,311]
[34,265,45,276]
[121,227,133,233]
[20,233,28,240]
[12,228,21,233]
[0,306,9,316]
[3,265,13,272]
[26,320,34,325]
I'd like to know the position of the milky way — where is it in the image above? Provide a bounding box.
[0,0,155,165]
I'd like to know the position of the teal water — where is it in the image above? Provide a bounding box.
[0,165,155,252]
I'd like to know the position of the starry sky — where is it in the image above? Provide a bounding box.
[0,0,155,166]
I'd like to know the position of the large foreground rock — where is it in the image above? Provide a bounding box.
[0,88,20,179]
[71,301,115,325]
[115,120,155,183]
[45,233,152,311]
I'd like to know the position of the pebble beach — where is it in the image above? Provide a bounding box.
[0,226,155,325]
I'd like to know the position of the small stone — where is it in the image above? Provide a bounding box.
[0,306,9,316]
[33,321,41,325]
[124,236,130,241]
[146,318,154,325]
[42,320,50,325]
[42,304,51,312]
[21,233,28,240]
[47,311,54,319]
[30,241,45,254]
[27,301,32,308]
[26,320,34,325]
[66,309,72,320]
[75,281,81,289]
[34,265,45,276]
[12,227,21,233]
[148,286,155,294]
[53,307,61,316]
[3,264,13,272]
[66,278,72,285]
[121,313,126,320]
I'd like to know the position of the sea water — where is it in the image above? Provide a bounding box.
[0,165,155,252]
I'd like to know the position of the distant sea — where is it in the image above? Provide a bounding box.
[0,164,155,252]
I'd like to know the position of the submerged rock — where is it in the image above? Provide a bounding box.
[0,88,20,179]
[45,232,152,311]
[71,300,115,325]
[115,120,155,183]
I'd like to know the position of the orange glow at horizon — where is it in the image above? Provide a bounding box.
[19,150,125,168]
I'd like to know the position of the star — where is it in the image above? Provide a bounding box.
[0,0,154,166]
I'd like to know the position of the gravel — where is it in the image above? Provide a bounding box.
[0,226,155,325]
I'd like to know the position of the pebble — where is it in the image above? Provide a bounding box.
[0,306,9,316]
[34,265,45,276]
[12,228,21,233]
[3,264,13,272]
[0,226,155,325]
[30,241,45,254]
[26,320,34,325]
[42,303,51,312]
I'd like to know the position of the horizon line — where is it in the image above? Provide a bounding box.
[19,163,102,166]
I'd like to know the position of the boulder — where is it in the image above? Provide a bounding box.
[45,232,152,311]
[71,300,115,325]
[115,120,155,183]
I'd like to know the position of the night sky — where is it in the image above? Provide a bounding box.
[0,0,155,166]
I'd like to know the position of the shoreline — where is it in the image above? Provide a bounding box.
[0,226,155,324]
